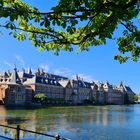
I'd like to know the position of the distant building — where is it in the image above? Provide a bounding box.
[58,79,73,102]
[103,81,114,104]
[91,82,98,103]
[24,75,64,99]
[97,82,105,104]
[110,88,124,105]
[0,68,32,105]
[117,82,135,104]
[0,68,136,105]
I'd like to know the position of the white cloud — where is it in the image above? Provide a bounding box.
[53,67,96,82]
[53,67,72,77]
[72,73,95,82]
[3,55,29,71]
[39,63,49,72]
[3,61,14,69]
[2,58,96,83]
[15,55,25,67]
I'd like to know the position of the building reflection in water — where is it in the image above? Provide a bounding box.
[0,105,8,126]
[0,106,47,139]
[94,106,134,126]
[0,105,136,139]
[0,105,62,139]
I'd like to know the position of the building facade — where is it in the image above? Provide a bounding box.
[0,68,32,105]
[0,68,136,105]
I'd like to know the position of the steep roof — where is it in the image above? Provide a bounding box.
[91,82,98,90]
[103,81,113,89]
[28,68,32,75]
[70,79,91,88]
[125,86,133,92]
[118,82,135,94]
[97,81,104,90]
[7,68,21,85]
[46,73,68,80]
[125,86,135,94]
[18,71,33,79]
[34,69,69,80]
[118,81,126,91]
[24,76,62,86]
[58,80,70,87]
[78,80,91,88]
[0,72,9,78]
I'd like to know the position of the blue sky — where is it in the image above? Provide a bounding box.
[0,0,140,93]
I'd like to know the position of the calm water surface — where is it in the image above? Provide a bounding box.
[0,105,140,140]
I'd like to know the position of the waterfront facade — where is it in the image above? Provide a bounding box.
[0,68,135,105]
[0,68,33,105]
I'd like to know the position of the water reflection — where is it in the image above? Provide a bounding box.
[0,105,139,139]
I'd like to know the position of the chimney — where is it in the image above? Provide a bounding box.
[22,68,25,73]
[76,74,79,80]
[28,68,32,75]
[8,70,11,76]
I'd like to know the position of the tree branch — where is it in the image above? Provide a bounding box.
[27,0,139,16]
[121,22,137,32]
[0,24,64,41]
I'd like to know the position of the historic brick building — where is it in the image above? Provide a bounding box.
[0,68,32,105]
[23,75,64,99]
[0,68,136,105]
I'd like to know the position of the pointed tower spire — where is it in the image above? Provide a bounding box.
[14,64,16,70]
[76,74,79,80]
[8,70,11,77]
[41,69,45,76]
[37,68,41,76]
[28,68,32,75]
[120,81,124,87]
[22,68,25,74]
[118,81,126,92]
[9,67,21,84]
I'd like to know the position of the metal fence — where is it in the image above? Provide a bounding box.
[0,124,68,140]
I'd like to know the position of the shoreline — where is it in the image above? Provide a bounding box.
[0,102,136,110]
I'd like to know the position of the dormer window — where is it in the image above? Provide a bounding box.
[45,79,48,83]
[41,78,44,83]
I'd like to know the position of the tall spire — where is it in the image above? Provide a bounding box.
[14,64,17,70]
[76,74,79,80]
[22,68,25,74]
[120,81,124,87]
[28,68,32,75]
[9,67,21,84]
[7,70,11,76]
[119,81,126,92]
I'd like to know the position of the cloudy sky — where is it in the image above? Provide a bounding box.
[0,0,140,93]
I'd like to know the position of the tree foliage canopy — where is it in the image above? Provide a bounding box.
[0,0,140,63]
[34,93,47,104]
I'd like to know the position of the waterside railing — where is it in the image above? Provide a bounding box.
[0,124,69,140]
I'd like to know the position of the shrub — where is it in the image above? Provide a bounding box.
[33,93,47,105]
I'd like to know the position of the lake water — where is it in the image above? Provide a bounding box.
[0,105,140,140]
